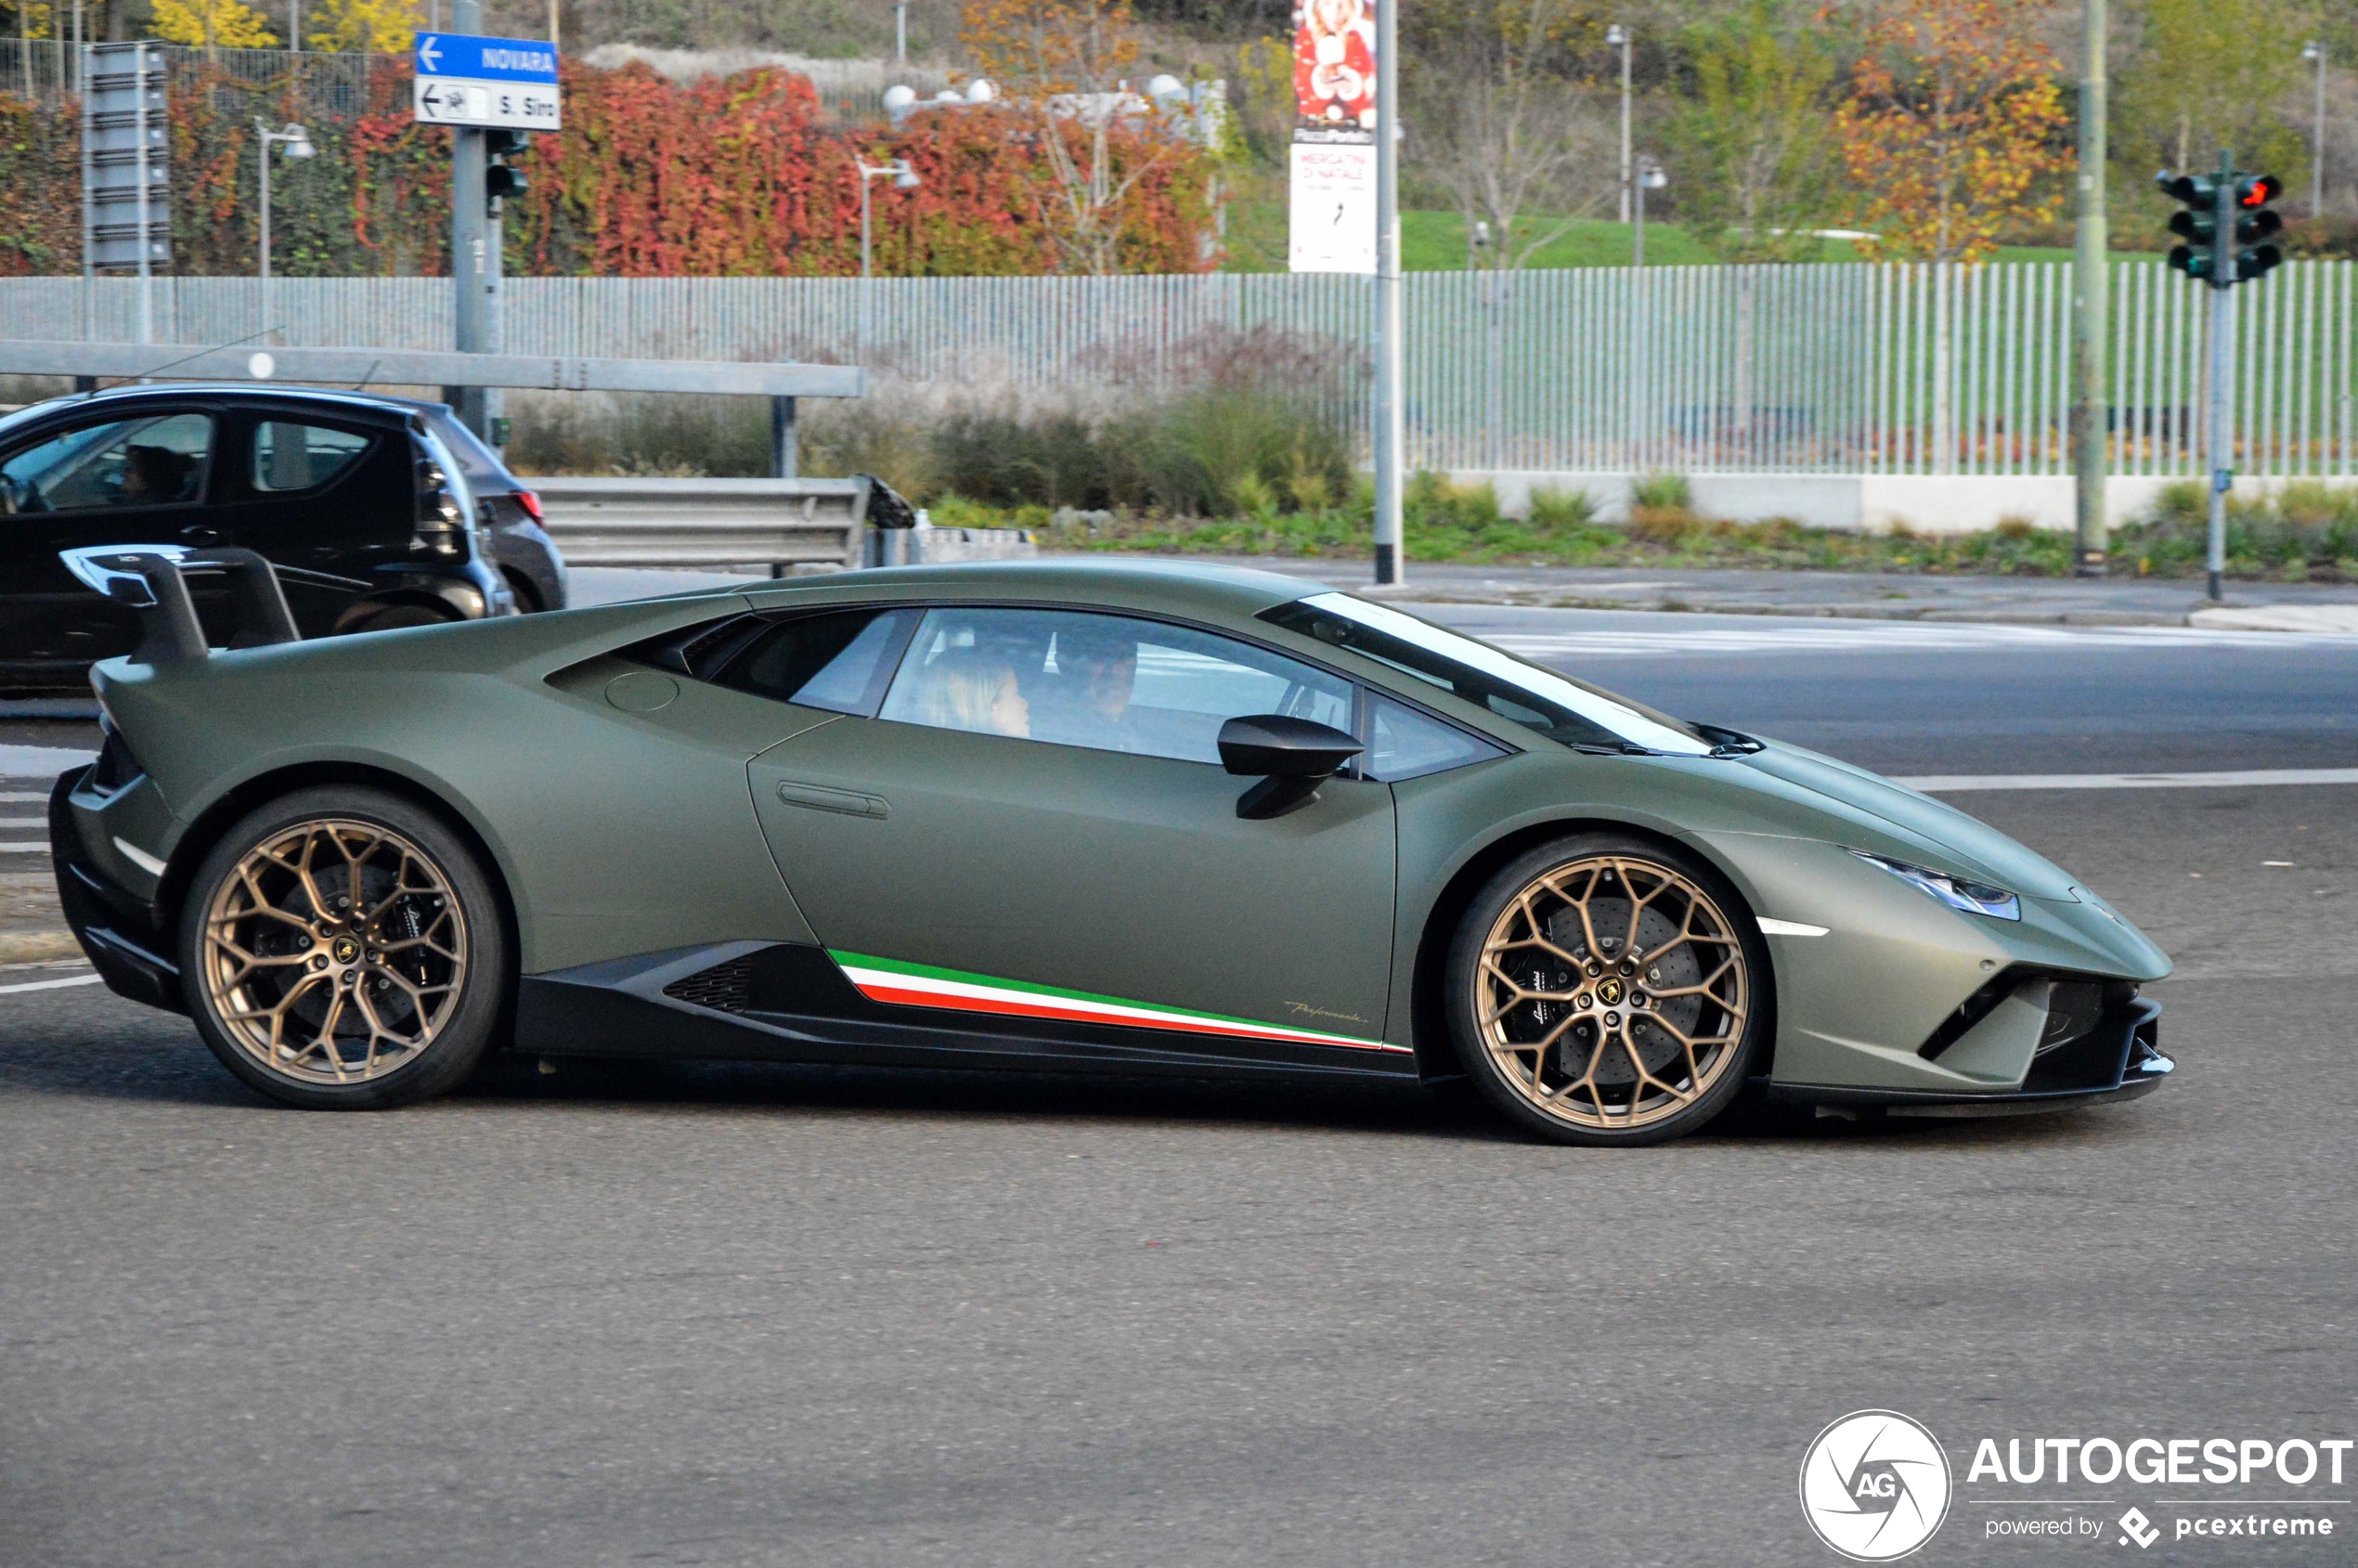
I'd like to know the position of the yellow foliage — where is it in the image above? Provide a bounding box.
[305,0,420,54]
[959,0,1137,94]
[150,0,279,46]
[1831,0,2066,264]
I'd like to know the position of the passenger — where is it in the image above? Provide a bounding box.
[904,646,1030,738]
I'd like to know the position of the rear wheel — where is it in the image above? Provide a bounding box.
[179,787,509,1109]
[1446,834,1764,1146]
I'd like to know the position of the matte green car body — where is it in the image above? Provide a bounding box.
[54,558,2172,1108]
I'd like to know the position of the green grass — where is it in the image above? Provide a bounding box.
[937,473,2358,583]
[1218,202,2166,273]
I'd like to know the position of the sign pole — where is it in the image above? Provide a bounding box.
[1371,0,1402,586]
[447,0,494,439]
[2070,0,2107,575]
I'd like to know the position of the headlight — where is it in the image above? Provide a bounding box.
[1849,849,2021,921]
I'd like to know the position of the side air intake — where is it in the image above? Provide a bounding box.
[661,957,754,1015]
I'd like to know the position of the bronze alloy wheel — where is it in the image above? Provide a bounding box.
[1470,851,1752,1134]
[199,817,470,1085]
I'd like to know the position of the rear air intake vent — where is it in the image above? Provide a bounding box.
[662,957,754,1015]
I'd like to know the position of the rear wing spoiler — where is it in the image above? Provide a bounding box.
[61,545,302,667]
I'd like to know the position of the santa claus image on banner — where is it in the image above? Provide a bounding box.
[1293,0,1377,132]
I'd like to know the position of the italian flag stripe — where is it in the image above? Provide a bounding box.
[830,951,1408,1054]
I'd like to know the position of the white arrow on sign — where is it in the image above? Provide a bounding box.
[417,33,442,71]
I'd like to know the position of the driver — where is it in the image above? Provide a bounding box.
[1032,623,1138,746]
[121,443,195,504]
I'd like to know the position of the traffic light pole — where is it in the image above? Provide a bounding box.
[446,0,501,445]
[2203,150,2235,603]
[2070,0,2106,576]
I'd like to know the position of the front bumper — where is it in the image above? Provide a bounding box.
[1768,995,2171,1118]
[47,766,187,1014]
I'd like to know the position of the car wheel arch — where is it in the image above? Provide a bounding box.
[154,760,523,1033]
[1405,815,1779,1085]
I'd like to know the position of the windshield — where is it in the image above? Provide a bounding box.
[1261,593,1713,756]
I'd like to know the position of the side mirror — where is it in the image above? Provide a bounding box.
[1217,714,1363,820]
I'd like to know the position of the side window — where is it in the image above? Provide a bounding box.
[253,421,372,493]
[1366,693,1507,782]
[0,412,214,513]
[717,608,918,716]
[877,607,1354,764]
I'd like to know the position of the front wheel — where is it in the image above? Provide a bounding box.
[1445,834,1765,1147]
[179,786,509,1110]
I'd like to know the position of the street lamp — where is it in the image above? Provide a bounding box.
[253,119,315,345]
[2302,40,2327,215]
[1632,156,1665,266]
[1605,23,1631,224]
[857,157,921,279]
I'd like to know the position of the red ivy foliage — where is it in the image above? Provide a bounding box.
[505,62,1216,277]
[0,59,1215,278]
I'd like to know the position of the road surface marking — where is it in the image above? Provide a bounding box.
[0,973,102,995]
[1492,623,2358,658]
[2,841,47,853]
[1898,768,2358,792]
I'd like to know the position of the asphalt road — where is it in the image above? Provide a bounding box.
[5,613,2356,1567]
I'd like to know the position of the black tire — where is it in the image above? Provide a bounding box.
[178,786,509,1110]
[355,603,460,633]
[1445,832,1768,1147]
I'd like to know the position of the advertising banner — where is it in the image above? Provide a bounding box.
[1287,0,1378,273]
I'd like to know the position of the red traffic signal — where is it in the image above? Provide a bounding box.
[2235,174,2283,209]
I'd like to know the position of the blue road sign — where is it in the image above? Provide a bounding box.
[414,33,559,84]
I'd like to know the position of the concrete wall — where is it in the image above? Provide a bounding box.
[1450,470,2358,536]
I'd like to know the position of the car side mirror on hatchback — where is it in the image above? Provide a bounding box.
[1217,714,1364,821]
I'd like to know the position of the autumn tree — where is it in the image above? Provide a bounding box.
[1665,0,1836,264]
[1403,0,1614,272]
[152,0,280,47]
[306,0,421,53]
[1830,0,2067,264]
[961,0,1190,274]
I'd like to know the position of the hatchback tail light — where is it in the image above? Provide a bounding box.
[513,488,544,522]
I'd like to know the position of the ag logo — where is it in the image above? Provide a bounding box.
[1799,1410,1952,1562]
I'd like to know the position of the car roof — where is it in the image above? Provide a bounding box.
[21,382,438,421]
[745,556,1334,620]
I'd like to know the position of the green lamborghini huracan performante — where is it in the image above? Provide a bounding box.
[49,553,2173,1145]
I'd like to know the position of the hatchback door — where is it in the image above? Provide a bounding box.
[745,603,1407,1069]
[0,407,224,682]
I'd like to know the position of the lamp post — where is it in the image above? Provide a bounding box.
[857,157,921,279]
[1605,23,1631,224]
[2303,40,2327,215]
[253,119,316,345]
[1632,156,1665,266]
[895,0,907,63]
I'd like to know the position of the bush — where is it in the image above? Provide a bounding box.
[1631,472,1692,510]
[2112,480,2358,578]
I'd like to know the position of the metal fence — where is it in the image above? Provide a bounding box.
[5,264,2354,477]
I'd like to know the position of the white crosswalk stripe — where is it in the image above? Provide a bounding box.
[1490,623,2358,658]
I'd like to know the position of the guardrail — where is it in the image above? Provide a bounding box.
[530,476,875,572]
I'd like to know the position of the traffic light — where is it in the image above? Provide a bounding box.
[2158,167,2284,285]
[2231,173,2284,281]
[2159,170,2222,280]
[486,127,530,205]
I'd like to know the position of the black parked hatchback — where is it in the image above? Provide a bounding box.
[0,384,567,696]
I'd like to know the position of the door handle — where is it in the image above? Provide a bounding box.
[775,781,889,819]
[177,525,221,545]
